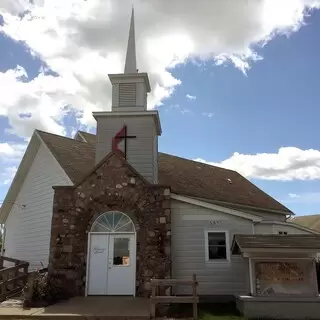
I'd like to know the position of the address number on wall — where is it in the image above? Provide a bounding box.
[210,220,222,225]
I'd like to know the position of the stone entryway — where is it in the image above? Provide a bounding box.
[49,152,171,297]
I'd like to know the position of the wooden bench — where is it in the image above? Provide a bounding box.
[150,274,199,319]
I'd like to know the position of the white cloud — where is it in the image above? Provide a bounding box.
[162,104,192,115]
[1,166,18,186]
[0,142,26,160]
[0,141,26,186]
[186,94,196,100]
[288,193,300,198]
[0,0,320,138]
[195,147,320,181]
[201,112,214,118]
[283,192,320,204]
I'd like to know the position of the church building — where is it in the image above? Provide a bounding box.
[1,10,320,318]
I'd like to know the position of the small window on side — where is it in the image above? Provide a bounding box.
[278,231,288,235]
[205,231,230,261]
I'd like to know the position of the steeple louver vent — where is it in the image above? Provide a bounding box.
[119,83,137,106]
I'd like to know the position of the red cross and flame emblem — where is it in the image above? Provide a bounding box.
[112,125,136,159]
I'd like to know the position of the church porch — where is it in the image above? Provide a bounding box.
[40,296,150,319]
[232,234,320,320]
[0,296,150,319]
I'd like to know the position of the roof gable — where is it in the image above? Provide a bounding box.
[36,130,96,184]
[0,133,40,222]
[290,214,320,232]
[75,130,96,145]
[69,150,152,189]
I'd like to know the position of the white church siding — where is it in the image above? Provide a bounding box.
[254,222,312,235]
[95,115,158,183]
[4,142,72,270]
[171,200,253,296]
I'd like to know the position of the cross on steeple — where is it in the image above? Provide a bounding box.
[112,125,136,159]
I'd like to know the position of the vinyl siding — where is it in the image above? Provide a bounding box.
[96,115,158,183]
[255,223,311,234]
[4,143,72,270]
[171,200,253,296]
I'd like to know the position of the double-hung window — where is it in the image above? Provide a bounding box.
[205,231,230,261]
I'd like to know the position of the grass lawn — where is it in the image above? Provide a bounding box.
[167,303,246,320]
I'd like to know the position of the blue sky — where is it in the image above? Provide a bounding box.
[158,10,320,215]
[1,1,320,216]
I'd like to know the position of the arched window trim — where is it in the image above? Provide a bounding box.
[90,211,135,233]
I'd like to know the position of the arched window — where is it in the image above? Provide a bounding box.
[91,211,135,233]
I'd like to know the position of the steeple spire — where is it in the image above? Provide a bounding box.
[124,7,137,73]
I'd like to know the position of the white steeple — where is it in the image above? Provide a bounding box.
[124,7,137,74]
[108,8,151,112]
[94,8,161,183]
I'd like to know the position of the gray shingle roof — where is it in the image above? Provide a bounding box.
[36,130,292,214]
[290,215,320,232]
[232,234,320,251]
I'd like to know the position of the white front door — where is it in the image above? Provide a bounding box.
[107,234,135,295]
[87,234,109,295]
[87,233,135,295]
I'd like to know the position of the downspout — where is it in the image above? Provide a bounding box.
[1,224,6,256]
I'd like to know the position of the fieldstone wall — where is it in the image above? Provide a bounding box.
[48,152,171,297]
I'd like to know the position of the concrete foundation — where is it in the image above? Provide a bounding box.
[236,295,320,320]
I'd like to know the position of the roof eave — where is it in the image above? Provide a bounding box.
[0,132,41,223]
[232,234,320,255]
[189,195,292,216]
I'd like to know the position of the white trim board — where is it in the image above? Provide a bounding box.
[171,194,262,222]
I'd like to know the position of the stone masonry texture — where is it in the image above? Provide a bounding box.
[48,153,171,297]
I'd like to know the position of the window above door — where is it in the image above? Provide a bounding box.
[91,211,135,233]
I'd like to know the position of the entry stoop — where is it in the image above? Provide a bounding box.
[0,296,150,319]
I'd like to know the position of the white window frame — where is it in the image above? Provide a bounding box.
[204,230,231,262]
